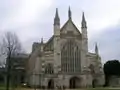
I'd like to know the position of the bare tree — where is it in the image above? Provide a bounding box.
[2,32,22,54]
[0,31,23,90]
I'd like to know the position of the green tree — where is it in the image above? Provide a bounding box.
[103,60,120,86]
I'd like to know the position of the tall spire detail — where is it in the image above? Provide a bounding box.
[40,37,44,52]
[95,42,99,55]
[41,37,43,44]
[54,8,60,25]
[68,6,72,20]
[81,12,87,28]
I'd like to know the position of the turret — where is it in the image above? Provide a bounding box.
[81,12,88,53]
[53,8,61,73]
[68,6,72,20]
[95,42,99,55]
[81,12,87,28]
[54,8,60,36]
[40,37,44,52]
[54,8,60,26]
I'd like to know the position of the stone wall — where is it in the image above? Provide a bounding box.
[109,76,120,87]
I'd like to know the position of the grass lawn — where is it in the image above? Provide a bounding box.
[0,87,5,90]
[15,87,120,90]
[0,87,32,90]
[85,87,120,90]
[1,87,120,90]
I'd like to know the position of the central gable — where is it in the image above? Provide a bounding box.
[60,19,81,35]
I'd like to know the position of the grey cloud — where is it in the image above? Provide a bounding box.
[0,0,23,30]
[17,23,53,53]
[0,0,120,65]
[89,24,120,64]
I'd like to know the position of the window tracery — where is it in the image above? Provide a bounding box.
[61,40,81,73]
[45,63,54,74]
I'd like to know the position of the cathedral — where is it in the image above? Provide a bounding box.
[26,7,104,88]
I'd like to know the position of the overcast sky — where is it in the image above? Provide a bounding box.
[0,0,120,64]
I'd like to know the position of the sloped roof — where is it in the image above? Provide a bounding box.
[44,19,82,49]
[43,35,54,49]
[60,19,81,34]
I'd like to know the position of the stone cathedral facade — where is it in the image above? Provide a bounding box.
[26,7,104,88]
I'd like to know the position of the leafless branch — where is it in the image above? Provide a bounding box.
[0,31,24,66]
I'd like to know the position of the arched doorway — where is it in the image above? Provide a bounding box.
[48,79,54,89]
[69,77,81,88]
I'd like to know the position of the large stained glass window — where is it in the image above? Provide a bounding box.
[61,40,81,73]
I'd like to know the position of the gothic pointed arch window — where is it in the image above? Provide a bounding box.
[45,63,54,74]
[61,39,81,73]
